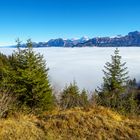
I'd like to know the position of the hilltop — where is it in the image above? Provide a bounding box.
[0,106,140,140]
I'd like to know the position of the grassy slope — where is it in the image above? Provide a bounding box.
[0,106,140,140]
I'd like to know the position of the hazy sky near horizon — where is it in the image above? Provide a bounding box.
[0,0,140,45]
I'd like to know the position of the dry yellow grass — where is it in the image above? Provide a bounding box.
[0,106,140,140]
[42,106,140,140]
[0,115,45,140]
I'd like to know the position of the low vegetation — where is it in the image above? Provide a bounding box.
[0,40,140,139]
[0,115,45,140]
[60,81,89,109]
[0,106,140,140]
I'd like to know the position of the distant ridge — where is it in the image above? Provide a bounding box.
[2,31,140,48]
[75,31,140,47]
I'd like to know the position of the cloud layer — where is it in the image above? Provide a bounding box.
[1,47,140,92]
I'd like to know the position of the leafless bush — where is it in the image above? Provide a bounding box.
[0,87,16,118]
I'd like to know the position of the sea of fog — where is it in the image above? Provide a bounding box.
[0,47,140,92]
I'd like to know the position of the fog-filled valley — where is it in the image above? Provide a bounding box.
[0,47,140,92]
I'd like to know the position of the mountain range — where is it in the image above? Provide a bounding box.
[76,31,140,47]
[31,36,89,47]
[8,31,140,47]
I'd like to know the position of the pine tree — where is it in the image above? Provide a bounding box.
[124,78,139,114]
[60,81,81,109]
[0,53,10,82]
[97,48,129,108]
[9,39,53,112]
[0,53,17,118]
[60,82,89,109]
[101,48,129,93]
[80,89,89,107]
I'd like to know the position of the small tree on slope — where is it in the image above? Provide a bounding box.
[60,81,89,109]
[97,48,129,108]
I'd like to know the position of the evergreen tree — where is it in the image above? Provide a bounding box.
[0,53,17,118]
[123,91,138,114]
[0,53,14,93]
[101,48,129,93]
[0,53,9,82]
[125,79,139,114]
[96,49,139,114]
[80,89,89,107]
[9,39,53,112]
[60,81,81,109]
[60,82,89,109]
[97,48,129,109]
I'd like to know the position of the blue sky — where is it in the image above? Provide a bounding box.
[0,0,140,45]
